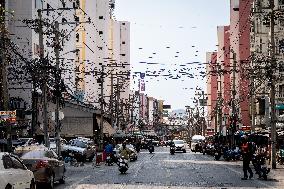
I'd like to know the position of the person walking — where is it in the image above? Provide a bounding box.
[241,135,253,180]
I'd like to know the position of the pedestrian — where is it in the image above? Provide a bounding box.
[240,135,253,180]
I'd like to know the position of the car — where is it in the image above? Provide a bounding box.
[159,140,166,146]
[62,137,95,162]
[114,144,138,161]
[18,138,37,146]
[21,147,65,189]
[173,140,186,153]
[152,140,160,146]
[191,135,205,152]
[166,140,172,147]
[0,152,36,189]
[49,138,67,154]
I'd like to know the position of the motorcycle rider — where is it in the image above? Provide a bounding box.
[147,139,154,153]
[241,135,254,180]
[119,142,132,167]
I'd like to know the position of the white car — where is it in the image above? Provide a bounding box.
[0,152,36,189]
[173,140,186,153]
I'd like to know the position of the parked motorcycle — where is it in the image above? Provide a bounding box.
[277,149,284,165]
[148,145,154,154]
[170,146,175,155]
[214,145,222,161]
[117,156,128,174]
[223,148,241,161]
[252,154,270,180]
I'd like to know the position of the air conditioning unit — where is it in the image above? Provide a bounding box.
[279,5,284,10]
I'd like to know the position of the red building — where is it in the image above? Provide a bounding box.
[230,0,252,128]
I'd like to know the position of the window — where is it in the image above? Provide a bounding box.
[259,38,262,53]
[99,16,103,19]
[122,23,125,25]
[35,0,42,9]
[280,0,284,5]
[99,31,103,35]
[279,19,284,27]
[76,33,80,42]
[122,41,125,44]
[280,85,284,97]
[121,54,126,56]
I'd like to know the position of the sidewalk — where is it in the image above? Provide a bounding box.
[269,164,284,187]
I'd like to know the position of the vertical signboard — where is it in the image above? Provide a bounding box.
[139,72,145,92]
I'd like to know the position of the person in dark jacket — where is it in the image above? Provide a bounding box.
[241,135,253,180]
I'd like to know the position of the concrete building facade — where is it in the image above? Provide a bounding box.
[206,52,218,131]
[217,25,231,128]
[250,0,284,127]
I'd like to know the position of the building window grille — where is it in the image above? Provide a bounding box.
[259,38,262,53]
[76,33,80,42]
[279,85,284,97]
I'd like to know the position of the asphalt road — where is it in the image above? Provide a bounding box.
[54,146,283,189]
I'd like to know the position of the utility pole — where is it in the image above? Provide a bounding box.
[54,21,61,156]
[99,65,104,147]
[38,10,49,148]
[269,0,277,169]
[232,51,237,146]
[217,81,222,135]
[185,106,192,139]
[201,91,206,136]
[110,73,114,128]
[250,75,255,132]
[116,77,120,130]
[0,6,10,151]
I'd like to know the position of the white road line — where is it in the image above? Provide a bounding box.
[202,155,272,188]
[68,175,91,189]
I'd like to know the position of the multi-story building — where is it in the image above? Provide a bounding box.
[217,26,231,128]
[3,0,130,139]
[229,0,252,128]
[206,52,218,131]
[250,0,284,127]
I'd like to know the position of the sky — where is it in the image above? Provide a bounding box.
[114,0,230,110]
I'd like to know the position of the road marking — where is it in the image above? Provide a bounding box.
[68,175,91,189]
[201,155,272,188]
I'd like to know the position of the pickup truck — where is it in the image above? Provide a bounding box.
[62,137,96,162]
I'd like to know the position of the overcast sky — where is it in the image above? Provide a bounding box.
[114,0,230,110]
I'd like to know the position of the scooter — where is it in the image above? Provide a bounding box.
[277,149,284,165]
[117,156,128,174]
[170,146,175,155]
[214,146,222,161]
[252,154,270,180]
[148,145,154,154]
